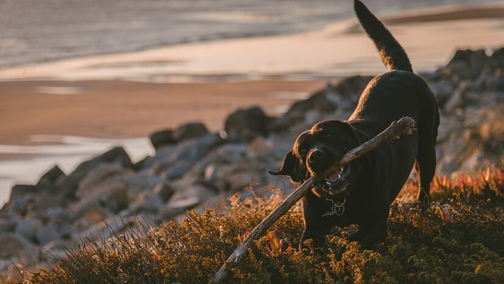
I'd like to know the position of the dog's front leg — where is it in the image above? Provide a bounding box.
[299,194,334,250]
[349,216,387,249]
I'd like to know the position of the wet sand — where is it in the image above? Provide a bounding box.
[0,80,324,146]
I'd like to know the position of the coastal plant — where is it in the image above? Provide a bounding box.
[10,169,504,284]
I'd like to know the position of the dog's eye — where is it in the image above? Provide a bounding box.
[299,149,307,156]
[325,133,334,139]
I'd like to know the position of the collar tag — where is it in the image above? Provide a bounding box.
[322,198,346,217]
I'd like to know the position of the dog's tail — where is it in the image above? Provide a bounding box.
[354,0,413,72]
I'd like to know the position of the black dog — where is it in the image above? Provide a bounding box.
[269,0,439,249]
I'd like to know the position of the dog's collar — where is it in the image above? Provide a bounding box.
[322,197,346,217]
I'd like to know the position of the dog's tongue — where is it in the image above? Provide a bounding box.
[327,169,341,182]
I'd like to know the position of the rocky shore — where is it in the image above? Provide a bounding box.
[1,48,503,274]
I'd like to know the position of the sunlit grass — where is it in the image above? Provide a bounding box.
[4,168,503,283]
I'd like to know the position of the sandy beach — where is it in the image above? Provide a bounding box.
[1,4,504,204]
[2,5,504,145]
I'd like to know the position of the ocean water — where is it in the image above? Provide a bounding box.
[0,136,153,205]
[0,0,502,68]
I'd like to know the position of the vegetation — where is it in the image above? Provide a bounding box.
[6,168,503,283]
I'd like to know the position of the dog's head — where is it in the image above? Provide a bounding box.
[269,120,366,196]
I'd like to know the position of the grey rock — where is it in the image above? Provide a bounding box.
[9,184,39,203]
[443,49,489,80]
[248,137,274,156]
[101,186,130,213]
[169,182,217,203]
[204,163,230,184]
[152,182,174,202]
[225,106,271,141]
[0,219,16,233]
[174,122,209,141]
[150,129,176,151]
[15,218,42,242]
[130,189,165,213]
[169,133,222,164]
[444,88,466,112]
[143,134,222,175]
[36,222,61,246]
[140,145,178,171]
[157,197,200,221]
[0,233,32,258]
[429,80,454,107]
[8,194,35,217]
[224,168,266,192]
[71,201,111,231]
[160,159,194,180]
[30,194,66,216]
[37,165,66,187]
[44,206,68,222]
[58,147,133,197]
[76,161,128,198]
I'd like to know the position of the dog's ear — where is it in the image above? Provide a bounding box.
[342,121,369,144]
[268,150,303,182]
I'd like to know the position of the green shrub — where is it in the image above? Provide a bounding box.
[10,168,503,284]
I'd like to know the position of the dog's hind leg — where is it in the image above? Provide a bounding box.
[415,122,438,204]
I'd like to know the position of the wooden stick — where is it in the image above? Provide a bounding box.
[212,116,416,283]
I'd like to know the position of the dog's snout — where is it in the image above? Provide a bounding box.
[308,149,325,163]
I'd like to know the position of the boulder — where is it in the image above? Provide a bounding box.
[8,194,35,217]
[248,137,274,156]
[101,186,130,213]
[0,233,32,258]
[284,85,337,118]
[160,159,194,180]
[36,165,66,187]
[130,183,175,214]
[152,182,174,202]
[15,218,42,242]
[29,194,67,220]
[429,80,454,107]
[444,87,466,112]
[76,161,129,198]
[442,49,489,80]
[71,201,111,231]
[149,129,176,151]
[157,197,200,221]
[168,133,223,165]
[169,182,218,203]
[36,222,61,246]
[9,185,40,202]
[0,219,16,233]
[224,167,266,192]
[44,206,68,223]
[174,122,209,141]
[225,106,272,141]
[58,147,133,198]
[143,134,222,175]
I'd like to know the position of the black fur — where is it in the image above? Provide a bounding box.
[270,0,439,249]
[354,0,412,72]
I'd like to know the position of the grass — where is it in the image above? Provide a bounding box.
[5,168,503,284]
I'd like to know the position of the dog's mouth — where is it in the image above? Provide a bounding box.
[315,164,351,195]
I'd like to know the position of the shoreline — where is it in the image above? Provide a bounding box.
[2,4,504,204]
[1,1,502,70]
[2,4,504,82]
